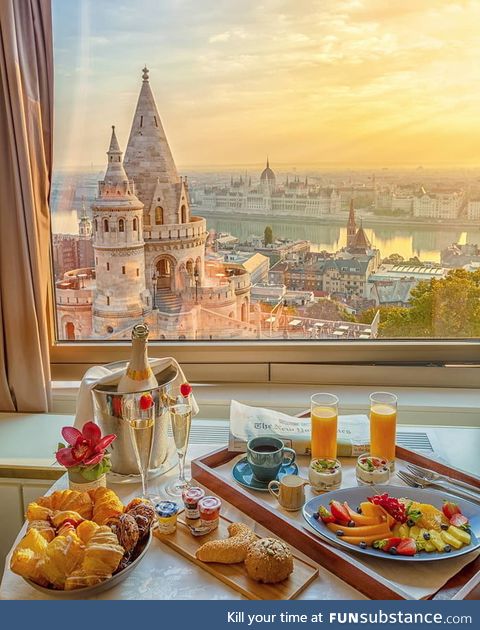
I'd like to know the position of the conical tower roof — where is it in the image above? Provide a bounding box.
[124,66,179,211]
[351,223,371,252]
[104,125,129,183]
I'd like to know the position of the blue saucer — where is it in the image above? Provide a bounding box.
[232,457,299,491]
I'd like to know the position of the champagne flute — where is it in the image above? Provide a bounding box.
[165,394,192,497]
[121,392,155,500]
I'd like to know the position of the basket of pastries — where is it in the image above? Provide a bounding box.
[10,488,156,596]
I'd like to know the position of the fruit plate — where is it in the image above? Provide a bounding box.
[24,531,152,598]
[303,485,480,562]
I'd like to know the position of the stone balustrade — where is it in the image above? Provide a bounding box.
[144,216,207,242]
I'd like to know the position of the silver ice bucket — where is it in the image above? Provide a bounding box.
[92,362,178,476]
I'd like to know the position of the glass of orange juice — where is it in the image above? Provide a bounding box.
[310,393,338,459]
[369,392,397,469]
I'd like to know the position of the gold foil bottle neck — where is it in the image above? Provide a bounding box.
[132,323,149,340]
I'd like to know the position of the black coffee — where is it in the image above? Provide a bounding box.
[252,445,278,453]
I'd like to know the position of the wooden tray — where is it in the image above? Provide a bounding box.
[192,444,480,601]
[154,513,318,600]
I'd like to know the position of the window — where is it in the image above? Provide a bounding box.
[122,266,126,275]
[49,0,480,374]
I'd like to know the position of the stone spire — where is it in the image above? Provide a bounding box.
[124,66,180,213]
[105,125,129,184]
[347,198,357,249]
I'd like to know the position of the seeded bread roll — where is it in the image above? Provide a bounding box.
[244,538,294,584]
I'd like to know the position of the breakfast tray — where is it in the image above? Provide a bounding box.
[191,444,480,600]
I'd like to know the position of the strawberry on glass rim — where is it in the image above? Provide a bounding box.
[139,393,154,410]
[180,382,192,398]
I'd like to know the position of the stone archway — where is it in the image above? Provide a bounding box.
[154,255,176,290]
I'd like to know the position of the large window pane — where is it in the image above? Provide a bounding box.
[51,0,480,341]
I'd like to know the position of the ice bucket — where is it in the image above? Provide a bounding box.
[92,362,178,476]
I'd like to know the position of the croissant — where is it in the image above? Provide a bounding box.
[196,523,257,564]
[64,526,124,590]
[26,503,54,522]
[76,520,99,544]
[89,487,124,525]
[36,490,93,520]
[27,520,56,542]
[10,529,49,585]
[38,532,85,589]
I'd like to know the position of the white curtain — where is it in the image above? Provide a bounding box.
[0,0,53,411]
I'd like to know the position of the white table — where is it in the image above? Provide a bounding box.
[0,444,362,601]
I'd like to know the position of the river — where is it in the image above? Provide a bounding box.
[52,209,480,263]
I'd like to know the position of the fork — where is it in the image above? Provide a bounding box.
[397,470,480,504]
[406,463,480,496]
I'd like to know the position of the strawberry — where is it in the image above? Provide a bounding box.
[373,537,403,552]
[396,538,417,556]
[443,501,461,520]
[139,393,154,410]
[180,382,192,397]
[329,500,350,524]
[449,513,469,529]
[318,505,336,524]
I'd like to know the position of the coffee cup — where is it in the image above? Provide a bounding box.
[246,437,296,483]
[268,474,308,511]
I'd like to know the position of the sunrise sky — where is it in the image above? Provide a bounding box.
[53,0,480,169]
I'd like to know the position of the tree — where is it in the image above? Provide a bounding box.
[382,253,404,265]
[264,225,273,246]
[360,270,480,338]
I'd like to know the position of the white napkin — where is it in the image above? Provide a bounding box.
[74,358,199,429]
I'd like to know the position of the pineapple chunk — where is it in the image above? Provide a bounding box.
[409,525,421,540]
[392,522,402,537]
[430,530,448,552]
[440,531,463,549]
[447,525,471,546]
[418,528,436,552]
[398,523,410,538]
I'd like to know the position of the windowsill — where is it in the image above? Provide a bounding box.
[51,381,480,426]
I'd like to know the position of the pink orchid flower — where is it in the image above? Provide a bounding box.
[55,422,116,468]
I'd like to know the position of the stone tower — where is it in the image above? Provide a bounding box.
[124,67,207,305]
[92,126,149,335]
[347,198,357,248]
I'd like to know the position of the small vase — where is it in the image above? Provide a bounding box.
[67,470,107,492]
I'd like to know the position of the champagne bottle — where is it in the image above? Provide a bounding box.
[117,324,158,393]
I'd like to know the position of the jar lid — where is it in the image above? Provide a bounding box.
[155,500,179,517]
[198,496,221,513]
[183,486,205,502]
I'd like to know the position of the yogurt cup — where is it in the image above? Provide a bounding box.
[356,453,391,486]
[309,458,342,492]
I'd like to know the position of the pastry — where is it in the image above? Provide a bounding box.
[26,520,55,542]
[50,510,85,529]
[64,525,124,590]
[112,513,139,553]
[10,529,49,585]
[36,490,93,520]
[89,487,124,525]
[196,523,256,564]
[244,538,294,584]
[126,502,155,537]
[26,503,54,522]
[125,497,149,512]
[38,532,85,589]
[76,520,99,544]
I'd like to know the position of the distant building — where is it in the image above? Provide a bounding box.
[370,264,448,283]
[194,160,341,218]
[367,279,416,308]
[441,242,480,268]
[467,199,480,220]
[52,209,94,279]
[413,187,464,219]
